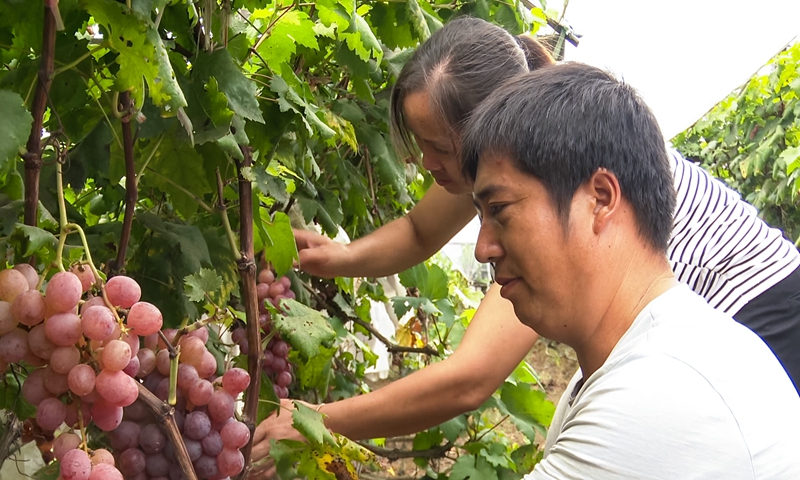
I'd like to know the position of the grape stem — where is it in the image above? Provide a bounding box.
[216,167,243,261]
[170,311,226,348]
[76,398,89,454]
[136,383,199,480]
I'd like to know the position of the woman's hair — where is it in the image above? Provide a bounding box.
[390,17,555,159]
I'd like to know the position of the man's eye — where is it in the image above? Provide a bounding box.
[489,204,506,216]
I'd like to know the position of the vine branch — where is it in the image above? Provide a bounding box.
[136,383,198,480]
[357,440,455,460]
[234,145,263,480]
[110,91,137,275]
[22,1,58,227]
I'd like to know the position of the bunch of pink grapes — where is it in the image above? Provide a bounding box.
[231,268,294,398]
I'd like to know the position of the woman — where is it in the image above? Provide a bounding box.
[250,16,800,475]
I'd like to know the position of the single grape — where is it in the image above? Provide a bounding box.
[0,268,29,303]
[139,423,167,454]
[157,328,177,350]
[90,448,115,466]
[186,326,209,344]
[104,276,141,309]
[136,348,156,378]
[221,368,250,395]
[36,397,67,431]
[216,448,245,477]
[145,452,170,477]
[279,275,291,289]
[201,429,223,456]
[61,448,92,480]
[53,432,81,461]
[45,365,71,395]
[207,390,234,423]
[177,363,200,391]
[256,282,270,300]
[45,271,83,313]
[67,365,95,397]
[188,379,213,406]
[276,370,293,388]
[11,289,46,326]
[81,306,116,341]
[109,421,141,451]
[197,350,218,379]
[80,295,107,314]
[184,411,211,440]
[0,301,18,335]
[120,331,140,357]
[44,312,83,346]
[123,399,149,422]
[102,339,132,372]
[28,324,56,359]
[272,340,290,358]
[13,263,39,290]
[88,463,123,480]
[155,349,171,376]
[70,264,97,293]
[268,282,285,298]
[51,346,81,374]
[118,448,146,475]
[95,370,135,405]
[257,269,275,285]
[0,327,29,363]
[271,357,287,373]
[179,336,206,367]
[193,454,219,479]
[22,368,52,405]
[182,436,204,462]
[122,355,140,377]
[92,400,124,431]
[220,420,250,449]
[126,301,163,336]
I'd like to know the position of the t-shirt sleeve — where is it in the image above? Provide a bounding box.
[524,354,753,480]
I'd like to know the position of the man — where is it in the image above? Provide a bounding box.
[461,63,800,478]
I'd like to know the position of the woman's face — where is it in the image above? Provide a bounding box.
[403,90,470,194]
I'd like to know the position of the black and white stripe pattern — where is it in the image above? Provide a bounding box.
[668,149,800,315]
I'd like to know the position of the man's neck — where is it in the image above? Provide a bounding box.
[573,255,677,380]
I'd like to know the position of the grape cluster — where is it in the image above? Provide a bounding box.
[110,364,251,479]
[0,264,251,479]
[231,268,294,398]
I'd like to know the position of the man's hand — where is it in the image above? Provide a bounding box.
[248,399,315,479]
[294,229,349,278]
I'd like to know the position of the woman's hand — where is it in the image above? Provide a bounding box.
[293,229,350,278]
[248,398,315,479]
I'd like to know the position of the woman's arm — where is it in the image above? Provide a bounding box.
[251,285,538,458]
[295,184,477,278]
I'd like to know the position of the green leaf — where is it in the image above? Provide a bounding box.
[2,371,36,419]
[292,401,337,445]
[406,0,430,41]
[500,382,555,428]
[257,370,280,423]
[142,135,211,217]
[450,454,499,480]
[183,268,223,303]
[256,10,318,74]
[272,299,336,360]
[192,49,264,123]
[10,223,58,258]
[781,146,800,174]
[136,212,213,270]
[398,263,449,300]
[32,462,61,480]
[261,212,298,276]
[0,90,33,168]
[391,296,441,319]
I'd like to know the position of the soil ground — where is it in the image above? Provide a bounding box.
[362,338,579,479]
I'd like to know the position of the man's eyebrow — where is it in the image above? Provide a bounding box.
[473,184,503,204]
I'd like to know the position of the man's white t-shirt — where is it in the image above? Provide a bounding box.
[526,285,800,479]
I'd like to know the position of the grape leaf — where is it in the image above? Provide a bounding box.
[499,382,555,428]
[398,263,449,301]
[0,90,33,168]
[292,401,337,446]
[272,299,336,360]
[255,10,318,75]
[450,454,499,480]
[184,268,223,303]
[257,371,280,423]
[192,49,264,123]
[261,212,298,277]
[10,223,57,258]
[391,296,441,319]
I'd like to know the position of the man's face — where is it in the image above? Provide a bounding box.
[472,152,592,341]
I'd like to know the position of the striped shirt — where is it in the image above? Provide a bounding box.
[668,149,800,315]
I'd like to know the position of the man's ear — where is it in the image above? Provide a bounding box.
[587,168,621,234]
